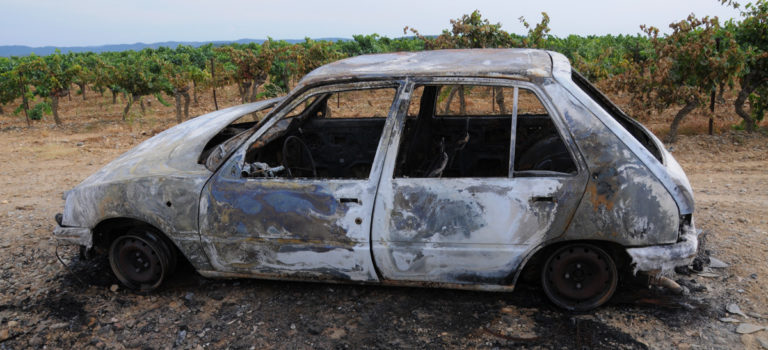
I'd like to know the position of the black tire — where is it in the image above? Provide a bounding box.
[541,243,618,311]
[108,228,174,292]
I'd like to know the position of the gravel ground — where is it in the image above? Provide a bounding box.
[0,117,766,349]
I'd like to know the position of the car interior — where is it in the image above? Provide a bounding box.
[206,84,576,180]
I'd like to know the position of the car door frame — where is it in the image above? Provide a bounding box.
[197,80,407,282]
[371,77,589,287]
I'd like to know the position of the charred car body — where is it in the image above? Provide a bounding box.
[54,49,697,310]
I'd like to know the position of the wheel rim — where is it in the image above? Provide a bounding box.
[109,234,167,291]
[542,244,618,311]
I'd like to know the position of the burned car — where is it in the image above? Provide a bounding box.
[54,49,697,311]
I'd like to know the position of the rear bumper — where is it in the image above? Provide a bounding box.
[626,225,699,274]
[53,224,93,248]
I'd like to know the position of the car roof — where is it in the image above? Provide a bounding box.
[298,48,556,87]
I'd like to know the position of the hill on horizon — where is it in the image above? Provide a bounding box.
[0,38,350,57]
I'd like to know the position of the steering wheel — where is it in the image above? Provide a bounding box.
[282,136,317,178]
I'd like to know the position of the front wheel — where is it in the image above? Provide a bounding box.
[541,243,618,311]
[108,228,174,292]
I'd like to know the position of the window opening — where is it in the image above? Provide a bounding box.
[513,89,577,175]
[395,84,575,178]
[243,87,397,180]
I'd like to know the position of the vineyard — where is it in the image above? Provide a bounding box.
[1,3,768,350]
[1,2,767,142]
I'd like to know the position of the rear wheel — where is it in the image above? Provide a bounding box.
[541,243,618,311]
[108,228,174,292]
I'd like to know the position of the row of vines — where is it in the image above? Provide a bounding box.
[0,1,766,142]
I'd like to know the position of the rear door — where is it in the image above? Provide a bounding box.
[371,80,588,285]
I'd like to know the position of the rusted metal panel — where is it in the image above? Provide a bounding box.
[541,80,680,246]
[370,78,587,286]
[199,178,379,281]
[196,81,406,281]
[550,51,694,216]
[372,177,582,284]
[52,226,92,248]
[59,99,281,270]
[297,49,551,90]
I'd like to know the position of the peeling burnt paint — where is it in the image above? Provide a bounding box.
[57,99,280,270]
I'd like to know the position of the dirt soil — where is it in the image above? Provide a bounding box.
[0,90,767,349]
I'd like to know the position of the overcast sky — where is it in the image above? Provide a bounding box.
[0,0,742,47]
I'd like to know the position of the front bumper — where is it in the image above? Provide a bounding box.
[53,224,93,248]
[626,225,699,274]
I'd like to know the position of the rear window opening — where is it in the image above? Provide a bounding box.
[395,85,576,178]
[571,71,664,163]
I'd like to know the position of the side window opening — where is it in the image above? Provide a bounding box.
[242,87,396,180]
[513,89,577,175]
[396,85,513,178]
[395,84,576,179]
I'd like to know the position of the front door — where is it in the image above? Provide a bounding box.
[199,82,403,282]
[372,81,587,285]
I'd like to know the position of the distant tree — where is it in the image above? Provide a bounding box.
[35,51,82,126]
[158,46,205,122]
[405,10,517,49]
[0,56,13,115]
[293,38,346,76]
[616,15,743,142]
[731,0,768,130]
[0,55,44,127]
[112,50,165,120]
[215,43,274,104]
[70,52,98,100]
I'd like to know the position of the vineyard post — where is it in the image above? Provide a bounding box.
[709,38,721,135]
[19,81,30,127]
[709,88,716,135]
[211,57,219,110]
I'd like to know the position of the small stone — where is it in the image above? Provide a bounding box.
[698,272,720,278]
[758,337,768,349]
[290,323,296,330]
[7,320,18,328]
[720,317,742,323]
[184,292,194,302]
[736,323,765,334]
[175,329,187,346]
[1,200,7,204]
[751,273,758,279]
[28,335,43,347]
[727,304,748,317]
[738,217,749,224]
[110,284,119,292]
[708,257,729,268]
[0,329,9,341]
[50,322,69,330]
[76,142,84,147]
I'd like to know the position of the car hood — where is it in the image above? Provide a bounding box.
[74,98,281,189]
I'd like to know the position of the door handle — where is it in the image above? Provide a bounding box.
[339,198,361,204]
[531,196,555,203]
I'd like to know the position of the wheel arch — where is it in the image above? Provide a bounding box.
[91,217,189,267]
[512,239,633,286]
